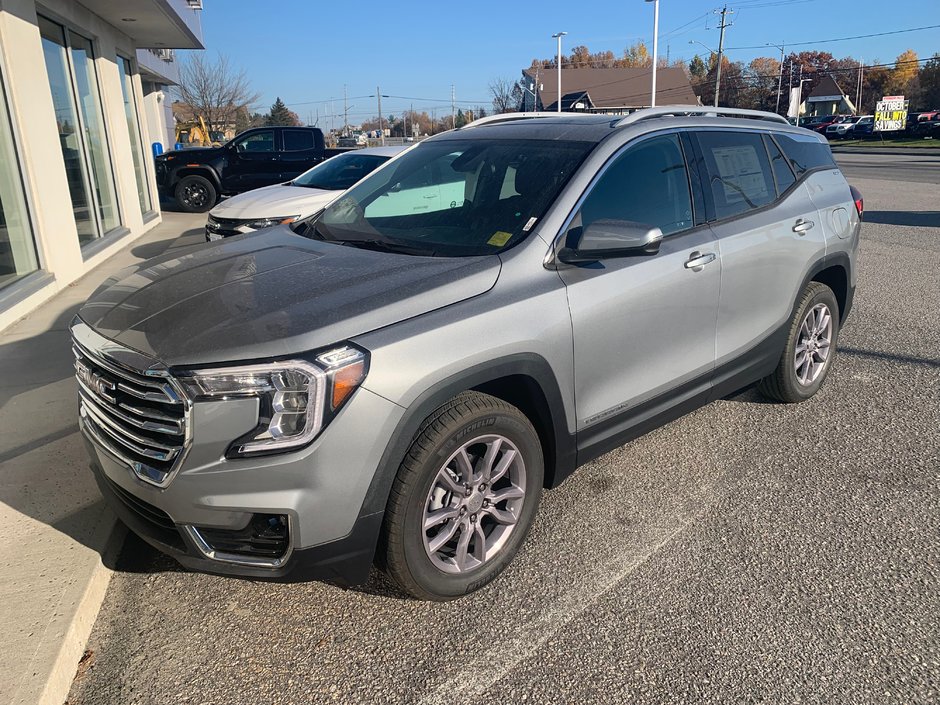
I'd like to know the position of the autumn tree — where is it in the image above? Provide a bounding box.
[265,97,301,126]
[918,54,940,108]
[889,49,919,96]
[176,52,259,137]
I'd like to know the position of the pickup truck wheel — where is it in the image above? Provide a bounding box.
[379,391,543,600]
[174,175,217,213]
[759,282,840,403]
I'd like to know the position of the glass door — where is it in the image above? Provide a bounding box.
[38,16,121,246]
[118,57,153,215]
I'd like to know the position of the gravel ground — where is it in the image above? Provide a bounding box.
[67,157,939,705]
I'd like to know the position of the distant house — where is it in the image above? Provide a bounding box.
[520,67,699,113]
[803,75,856,116]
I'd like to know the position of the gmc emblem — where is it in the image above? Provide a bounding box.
[76,360,117,403]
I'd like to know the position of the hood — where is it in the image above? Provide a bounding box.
[79,228,501,367]
[210,183,338,220]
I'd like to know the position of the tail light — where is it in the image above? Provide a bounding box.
[849,185,863,219]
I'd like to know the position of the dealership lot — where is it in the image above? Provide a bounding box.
[67,153,939,705]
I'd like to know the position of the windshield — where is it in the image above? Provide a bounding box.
[292,152,390,190]
[306,138,593,257]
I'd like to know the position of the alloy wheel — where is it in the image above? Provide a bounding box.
[422,434,526,574]
[794,302,833,385]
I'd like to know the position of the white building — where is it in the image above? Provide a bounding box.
[0,0,204,330]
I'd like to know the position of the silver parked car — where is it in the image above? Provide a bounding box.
[73,107,861,600]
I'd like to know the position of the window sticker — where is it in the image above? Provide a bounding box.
[487,231,512,247]
[711,145,771,204]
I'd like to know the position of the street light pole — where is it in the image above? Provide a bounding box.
[646,0,660,107]
[767,42,785,114]
[552,32,567,113]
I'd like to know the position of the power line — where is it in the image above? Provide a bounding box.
[726,23,940,50]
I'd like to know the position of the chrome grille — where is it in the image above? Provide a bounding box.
[73,334,190,487]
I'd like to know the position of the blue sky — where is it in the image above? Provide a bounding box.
[199,0,939,124]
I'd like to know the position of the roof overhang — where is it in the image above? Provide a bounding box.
[78,0,203,48]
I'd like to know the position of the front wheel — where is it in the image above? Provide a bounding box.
[379,392,543,600]
[759,282,840,403]
[174,174,217,213]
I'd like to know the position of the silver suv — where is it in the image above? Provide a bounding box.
[73,108,861,600]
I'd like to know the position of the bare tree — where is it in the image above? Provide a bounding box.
[176,52,259,136]
[489,77,523,114]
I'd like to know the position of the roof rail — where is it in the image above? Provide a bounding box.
[614,105,790,127]
[462,111,601,129]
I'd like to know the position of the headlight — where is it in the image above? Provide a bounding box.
[243,215,300,230]
[179,346,367,457]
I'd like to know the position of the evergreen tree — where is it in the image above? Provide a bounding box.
[265,97,300,126]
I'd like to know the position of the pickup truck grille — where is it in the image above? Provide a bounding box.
[73,336,190,487]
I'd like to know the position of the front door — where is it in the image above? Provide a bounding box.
[558,133,720,440]
[223,129,279,192]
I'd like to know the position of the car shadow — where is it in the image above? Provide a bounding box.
[864,210,940,228]
[130,227,205,260]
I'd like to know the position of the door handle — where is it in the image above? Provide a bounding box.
[792,219,815,234]
[685,251,716,270]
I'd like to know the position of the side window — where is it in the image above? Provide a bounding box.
[763,134,796,195]
[363,152,468,218]
[234,130,274,153]
[573,134,693,237]
[283,129,315,151]
[697,131,775,220]
[775,133,836,177]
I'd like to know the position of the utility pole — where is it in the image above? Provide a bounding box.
[376,86,384,145]
[343,84,348,135]
[451,85,456,129]
[411,102,414,137]
[856,61,864,112]
[713,6,733,107]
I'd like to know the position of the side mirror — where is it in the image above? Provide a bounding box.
[558,219,663,264]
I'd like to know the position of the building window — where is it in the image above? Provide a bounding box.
[118,57,152,215]
[0,66,39,291]
[38,16,121,247]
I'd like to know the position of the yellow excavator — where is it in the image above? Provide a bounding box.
[174,115,224,147]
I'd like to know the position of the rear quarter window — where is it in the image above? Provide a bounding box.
[775,133,837,177]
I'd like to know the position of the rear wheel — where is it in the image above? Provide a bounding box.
[759,282,840,403]
[379,392,543,600]
[174,175,217,213]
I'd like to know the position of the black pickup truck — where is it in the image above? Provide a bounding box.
[154,126,349,212]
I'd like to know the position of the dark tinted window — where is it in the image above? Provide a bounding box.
[234,130,274,152]
[283,129,315,151]
[775,133,836,177]
[293,153,388,190]
[697,131,775,220]
[573,134,692,237]
[764,134,795,194]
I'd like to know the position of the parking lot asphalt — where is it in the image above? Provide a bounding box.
[67,153,939,705]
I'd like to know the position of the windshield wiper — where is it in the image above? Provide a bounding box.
[336,239,436,256]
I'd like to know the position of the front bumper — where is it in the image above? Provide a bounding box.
[81,384,405,585]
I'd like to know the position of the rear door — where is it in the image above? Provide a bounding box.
[695,129,826,371]
[280,128,324,180]
[559,132,720,436]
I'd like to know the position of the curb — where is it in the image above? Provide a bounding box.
[34,515,125,705]
[831,146,940,156]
